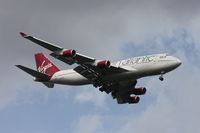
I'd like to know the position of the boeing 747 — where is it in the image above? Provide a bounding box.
[16,32,182,104]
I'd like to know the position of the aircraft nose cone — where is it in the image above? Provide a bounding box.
[176,58,182,67]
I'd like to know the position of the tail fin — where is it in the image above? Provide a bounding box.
[35,53,60,76]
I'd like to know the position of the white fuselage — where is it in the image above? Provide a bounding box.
[50,53,181,85]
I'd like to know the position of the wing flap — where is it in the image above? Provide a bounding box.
[74,64,129,88]
[74,65,100,82]
[73,53,95,63]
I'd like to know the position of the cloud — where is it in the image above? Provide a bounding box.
[112,31,200,133]
[74,86,107,107]
[118,65,200,133]
[73,115,102,133]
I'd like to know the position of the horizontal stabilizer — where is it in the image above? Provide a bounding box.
[16,65,49,79]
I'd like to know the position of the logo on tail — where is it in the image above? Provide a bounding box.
[38,60,53,74]
[35,53,60,76]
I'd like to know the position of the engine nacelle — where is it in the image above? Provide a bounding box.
[131,87,146,95]
[96,60,111,68]
[128,96,140,104]
[61,49,76,57]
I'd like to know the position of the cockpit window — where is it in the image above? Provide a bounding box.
[159,53,167,59]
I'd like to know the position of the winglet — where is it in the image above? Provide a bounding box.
[19,32,27,37]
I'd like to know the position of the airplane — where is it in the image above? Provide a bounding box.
[16,32,182,104]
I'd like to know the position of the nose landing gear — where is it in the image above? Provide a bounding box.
[159,75,164,81]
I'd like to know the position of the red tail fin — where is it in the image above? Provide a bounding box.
[35,53,60,76]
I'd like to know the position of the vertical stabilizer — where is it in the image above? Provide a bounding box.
[35,53,60,76]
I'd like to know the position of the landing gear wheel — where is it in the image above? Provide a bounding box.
[93,82,101,88]
[99,87,104,92]
[111,91,116,99]
[159,76,164,81]
[93,83,99,88]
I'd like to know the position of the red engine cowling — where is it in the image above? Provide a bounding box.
[128,96,140,104]
[61,49,76,57]
[131,87,146,95]
[96,60,111,68]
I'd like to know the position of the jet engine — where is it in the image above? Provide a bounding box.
[61,49,76,57]
[131,87,146,95]
[128,96,140,104]
[96,60,110,68]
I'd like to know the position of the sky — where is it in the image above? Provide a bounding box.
[0,0,200,133]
